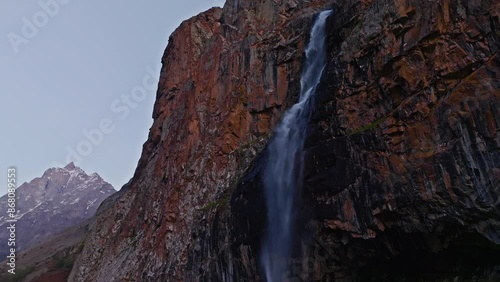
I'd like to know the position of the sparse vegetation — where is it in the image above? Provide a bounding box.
[53,256,75,269]
[230,135,269,158]
[75,240,85,253]
[0,266,36,282]
[351,117,386,135]
[200,195,230,211]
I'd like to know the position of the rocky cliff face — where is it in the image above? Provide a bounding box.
[300,0,500,279]
[71,0,500,281]
[0,163,115,259]
[296,0,500,279]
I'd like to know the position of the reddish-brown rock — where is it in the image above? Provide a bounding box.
[70,1,331,281]
[295,0,500,279]
[70,0,500,281]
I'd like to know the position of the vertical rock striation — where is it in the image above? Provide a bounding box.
[299,0,500,279]
[71,0,500,281]
[70,1,330,281]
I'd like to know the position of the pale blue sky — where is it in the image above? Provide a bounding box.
[1,0,225,194]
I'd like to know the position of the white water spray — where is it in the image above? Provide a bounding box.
[261,10,332,282]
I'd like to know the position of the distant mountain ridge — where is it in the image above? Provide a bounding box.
[0,163,115,258]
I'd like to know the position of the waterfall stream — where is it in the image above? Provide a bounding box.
[261,10,332,282]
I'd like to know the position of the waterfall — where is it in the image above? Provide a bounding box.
[261,10,332,282]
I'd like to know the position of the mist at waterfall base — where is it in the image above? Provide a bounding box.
[260,10,332,282]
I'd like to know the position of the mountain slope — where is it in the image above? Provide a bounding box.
[0,163,115,258]
[0,220,88,282]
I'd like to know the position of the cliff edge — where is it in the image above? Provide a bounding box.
[71,0,499,281]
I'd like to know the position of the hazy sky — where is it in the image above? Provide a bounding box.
[0,0,225,195]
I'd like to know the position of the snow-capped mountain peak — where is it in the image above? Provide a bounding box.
[0,163,116,256]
